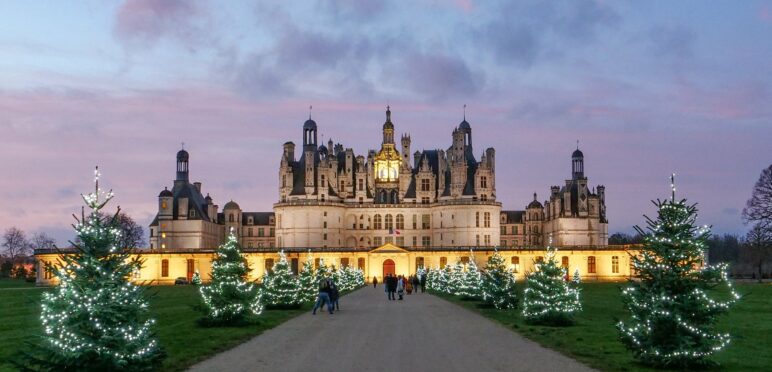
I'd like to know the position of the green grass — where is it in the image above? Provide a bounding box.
[0,279,36,289]
[0,285,313,372]
[432,283,772,372]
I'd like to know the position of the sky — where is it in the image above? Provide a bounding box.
[1,0,770,246]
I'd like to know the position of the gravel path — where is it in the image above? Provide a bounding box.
[189,286,595,372]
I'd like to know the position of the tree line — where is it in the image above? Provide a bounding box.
[0,212,145,279]
[612,164,772,280]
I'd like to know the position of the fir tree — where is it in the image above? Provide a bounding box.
[522,245,582,325]
[191,271,202,285]
[297,251,317,302]
[618,178,739,367]
[572,268,581,284]
[457,257,482,300]
[354,268,365,287]
[30,167,164,371]
[481,251,519,309]
[437,265,451,293]
[315,258,331,280]
[446,262,465,295]
[261,251,301,309]
[199,229,262,325]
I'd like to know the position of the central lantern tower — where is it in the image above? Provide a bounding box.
[374,106,402,203]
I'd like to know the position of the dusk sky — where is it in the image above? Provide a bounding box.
[1,0,771,246]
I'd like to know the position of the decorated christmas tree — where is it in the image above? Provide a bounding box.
[315,258,331,280]
[446,262,465,295]
[572,268,581,284]
[298,251,317,302]
[457,256,482,300]
[261,251,302,309]
[617,176,739,367]
[481,250,519,309]
[191,270,202,285]
[30,167,165,370]
[425,267,437,290]
[522,244,582,325]
[355,267,365,287]
[437,264,452,293]
[199,229,262,325]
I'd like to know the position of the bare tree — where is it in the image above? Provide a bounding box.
[743,164,772,228]
[74,212,146,249]
[743,223,772,282]
[2,227,31,264]
[32,232,57,250]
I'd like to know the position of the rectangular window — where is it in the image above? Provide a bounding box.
[291,258,299,275]
[323,221,327,228]
[588,256,596,274]
[484,212,491,228]
[612,256,619,274]
[258,228,264,237]
[416,256,424,270]
[265,258,274,273]
[501,226,507,235]
[270,228,274,237]
[421,197,430,204]
[476,235,480,246]
[396,236,404,246]
[422,214,430,229]
[341,258,350,268]
[440,256,447,267]
[413,214,418,229]
[358,179,363,191]
[421,179,430,191]
[412,236,418,247]
[513,226,518,235]
[562,256,569,268]
[475,212,480,227]
[422,236,431,247]
[460,256,469,264]
[484,235,490,246]
[358,257,365,270]
[248,228,253,237]
[323,233,328,240]
[480,176,487,188]
[314,258,320,269]
[374,237,382,246]
[385,236,393,244]
[161,259,169,277]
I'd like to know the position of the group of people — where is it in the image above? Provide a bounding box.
[312,276,340,315]
[378,273,425,300]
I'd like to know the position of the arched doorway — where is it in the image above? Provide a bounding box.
[383,259,395,278]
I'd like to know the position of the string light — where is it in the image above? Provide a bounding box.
[522,245,582,325]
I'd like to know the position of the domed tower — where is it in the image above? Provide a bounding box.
[526,193,544,246]
[572,147,584,180]
[374,106,402,204]
[303,113,318,195]
[223,200,242,240]
[176,148,189,182]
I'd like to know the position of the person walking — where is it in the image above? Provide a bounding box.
[373,276,378,288]
[397,275,405,300]
[419,272,426,293]
[388,273,397,300]
[384,273,393,300]
[312,277,333,315]
[329,279,340,311]
[406,276,413,295]
[413,275,421,293]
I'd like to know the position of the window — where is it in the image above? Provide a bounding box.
[189,209,196,218]
[282,175,287,188]
[422,236,431,247]
[161,201,167,209]
[416,257,425,270]
[412,236,418,247]
[248,216,254,225]
[358,257,365,270]
[374,237,382,246]
[421,197,430,204]
[314,258,320,269]
[421,179,430,191]
[588,256,596,274]
[460,256,469,264]
[321,175,325,187]
[248,228,253,237]
[323,233,327,240]
[421,214,430,229]
[440,256,447,268]
[612,256,619,274]
[323,221,327,228]
[413,214,417,229]
[480,176,487,188]
[259,228,265,237]
[511,257,520,273]
[484,235,491,246]
[562,256,569,268]
[484,212,491,227]
[475,212,480,227]
[340,180,345,191]
[291,258,299,275]
[385,214,393,230]
[476,235,480,246]
[513,226,518,235]
[161,259,169,277]
[396,214,405,230]
[502,240,507,246]
[270,228,274,237]
[248,242,253,248]
[374,214,382,230]
[358,179,363,191]
[396,236,404,246]
[229,214,234,223]
[481,194,487,201]
[341,258,350,268]
[265,258,274,273]
[535,256,544,263]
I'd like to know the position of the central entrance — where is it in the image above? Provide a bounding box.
[383,259,395,278]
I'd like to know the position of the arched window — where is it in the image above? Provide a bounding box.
[385,214,393,230]
[396,214,405,230]
[511,256,520,273]
[373,214,382,230]
[561,256,569,268]
[440,256,447,268]
[229,214,234,223]
[587,256,596,274]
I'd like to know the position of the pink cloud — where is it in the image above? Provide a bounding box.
[113,0,208,48]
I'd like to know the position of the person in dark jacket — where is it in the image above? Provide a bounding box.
[419,272,426,293]
[412,275,420,293]
[373,276,378,288]
[312,277,333,315]
[329,279,340,311]
[385,273,396,300]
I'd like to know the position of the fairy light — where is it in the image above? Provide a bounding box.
[38,167,163,368]
[298,250,317,302]
[522,245,582,324]
[261,250,302,307]
[199,230,263,323]
[617,185,739,367]
[480,250,519,309]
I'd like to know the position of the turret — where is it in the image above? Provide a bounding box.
[176,148,189,182]
[401,134,411,169]
[572,147,584,180]
[382,106,394,144]
[283,141,295,163]
[158,187,173,220]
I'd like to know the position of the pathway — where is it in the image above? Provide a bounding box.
[189,286,594,372]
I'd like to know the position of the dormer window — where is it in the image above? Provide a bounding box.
[161,201,168,209]
[189,209,196,218]
[248,216,254,225]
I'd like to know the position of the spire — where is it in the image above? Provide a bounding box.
[386,105,391,122]
[670,173,676,202]
[309,105,312,120]
[576,139,579,150]
[463,104,466,120]
[533,192,537,201]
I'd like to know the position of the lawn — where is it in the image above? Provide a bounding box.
[432,282,772,372]
[0,284,314,372]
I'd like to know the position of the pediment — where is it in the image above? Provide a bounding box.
[369,243,409,253]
